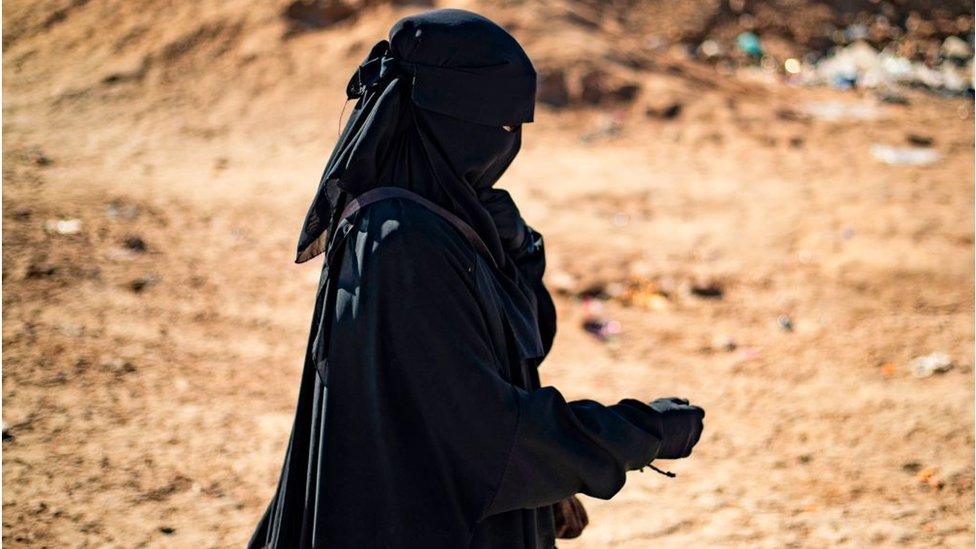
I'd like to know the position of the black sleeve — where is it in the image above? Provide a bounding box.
[360,222,660,523]
[510,225,557,356]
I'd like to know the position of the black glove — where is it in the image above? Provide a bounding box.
[478,188,527,252]
[618,397,705,459]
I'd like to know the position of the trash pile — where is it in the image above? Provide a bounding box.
[688,14,974,97]
[802,37,973,96]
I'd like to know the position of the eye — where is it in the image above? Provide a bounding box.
[502,125,520,133]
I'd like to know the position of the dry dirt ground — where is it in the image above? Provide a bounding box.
[3,1,974,547]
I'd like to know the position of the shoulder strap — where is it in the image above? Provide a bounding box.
[336,186,498,268]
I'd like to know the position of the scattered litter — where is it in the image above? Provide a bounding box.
[777,315,794,332]
[871,145,941,166]
[43,218,82,235]
[803,101,879,122]
[581,298,621,342]
[880,362,897,378]
[159,526,176,535]
[736,32,763,58]
[129,275,160,293]
[808,39,973,95]
[689,280,724,299]
[908,352,953,378]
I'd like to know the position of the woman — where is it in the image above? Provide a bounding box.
[251,9,704,548]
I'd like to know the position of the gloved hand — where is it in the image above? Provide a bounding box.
[610,396,704,461]
[478,188,527,253]
[646,397,704,459]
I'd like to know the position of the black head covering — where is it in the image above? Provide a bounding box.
[295,9,537,265]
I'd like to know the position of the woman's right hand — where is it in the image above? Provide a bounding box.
[645,397,705,459]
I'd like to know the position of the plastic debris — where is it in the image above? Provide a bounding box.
[808,39,973,96]
[44,218,82,235]
[871,145,941,166]
[736,32,763,58]
[880,362,897,378]
[581,298,621,342]
[942,36,973,61]
[908,352,953,378]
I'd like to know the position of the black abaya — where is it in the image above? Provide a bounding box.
[250,199,666,548]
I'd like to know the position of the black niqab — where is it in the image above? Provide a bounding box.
[296,9,536,267]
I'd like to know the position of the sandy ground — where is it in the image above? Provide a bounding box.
[3,1,974,547]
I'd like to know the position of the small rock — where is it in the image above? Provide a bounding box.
[646,102,683,120]
[123,235,147,252]
[27,150,52,167]
[689,280,724,299]
[901,461,923,473]
[906,134,934,147]
[777,315,794,332]
[3,422,13,443]
[908,352,952,378]
[25,263,58,279]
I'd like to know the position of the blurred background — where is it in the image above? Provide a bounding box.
[2,0,974,546]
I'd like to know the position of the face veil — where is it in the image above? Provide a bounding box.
[295,9,537,266]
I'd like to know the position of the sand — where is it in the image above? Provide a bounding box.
[3,1,974,547]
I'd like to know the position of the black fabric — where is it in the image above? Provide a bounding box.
[295,8,545,360]
[296,8,535,266]
[250,200,664,548]
[250,9,692,548]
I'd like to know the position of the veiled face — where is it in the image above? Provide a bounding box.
[389,9,535,191]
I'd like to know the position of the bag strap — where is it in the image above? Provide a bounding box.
[335,186,498,269]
